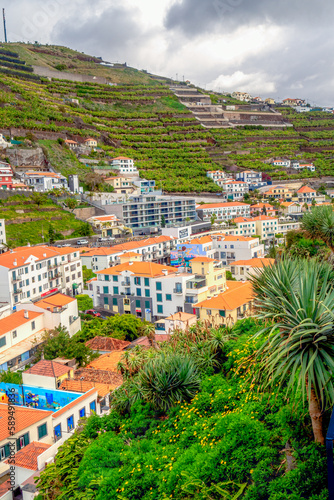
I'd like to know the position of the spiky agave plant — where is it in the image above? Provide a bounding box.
[249,257,334,444]
[302,205,334,250]
[137,353,201,413]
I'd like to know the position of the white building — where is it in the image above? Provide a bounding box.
[0,219,6,249]
[229,257,275,281]
[0,246,83,309]
[196,202,250,222]
[292,162,316,172]
[235,170,262,184]
[220,179,249,200]
[231,91,252,102]
[272,160,291,168]
[233,216,279,241]
[110,157,139,175]
[206,170,226,182]
[81,235,176,272]
[0,134,12,149]
[91,261,194,322]
[19,172,68,192]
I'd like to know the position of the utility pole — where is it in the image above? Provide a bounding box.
[2,9,7,43]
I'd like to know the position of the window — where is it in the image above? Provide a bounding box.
[113,286,119,295]
[156,293,162,302]
[145,301,150,309]
[156,282,162,291]
[103,286,109,294]
[25,267,28,274]
[113,298,118,306]
[27,291,30,298]
[90,400,96,413]
[136,288,142,297]
[38,275,41,281]
[0,444,10,461]
[79,408,86,418]
[39,286,42,293]
[54,424,61,441]
[0,337,6,348]
[26,279,29,286]
[105,275,109,281]
[136,300,141,308]
[145,289,150,298]
[166,294,172,301]
[16,432,29,451]
[12,330,17,339]
[157,305,163,314]
[134,277,141,285]
[219,310,226,317]
[113,276,118,282]
[176,306,183,312]
[144,278,149,287]
[207,309,212,316]
[104,297,108,305]
[38,423,47,439]
[67,415,74,432]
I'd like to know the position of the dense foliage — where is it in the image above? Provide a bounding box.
[36,319,328,500]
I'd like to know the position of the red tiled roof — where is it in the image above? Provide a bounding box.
[195,281,253,311]
[6,442,51,470]
[85,337,130,351]
[0,404,52,440]
[24,360,73,378]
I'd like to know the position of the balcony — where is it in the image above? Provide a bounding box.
[11,276,21,283]
[13,289,22,295]
[186,278,206,290]
[173,288,183,294]
[121,281,131,286]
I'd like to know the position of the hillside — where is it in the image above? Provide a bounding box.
[0,43,333,192]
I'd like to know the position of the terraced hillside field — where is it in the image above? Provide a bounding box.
[208,109,334,180]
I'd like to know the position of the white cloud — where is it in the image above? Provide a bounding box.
[208,70,276,95]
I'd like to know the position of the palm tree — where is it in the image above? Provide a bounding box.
[249,258,334,444]
[302,205,334,250]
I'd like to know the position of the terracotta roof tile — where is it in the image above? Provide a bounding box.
[85,337,130,351]
[24,360,73,377]
[59,379,114,398]
[6,442,51,470]
[0,246,78,270]
[74,368,123,389]
[190,256,215,263]
[86,351,124,371]
[96,261,177,278]
[195,281,253,311]
[0,310,43,337]
[231,258,275,268]
[34,293,76,312]
[0,404,52,440]
[196,202,249,209]
[297,186,316,193]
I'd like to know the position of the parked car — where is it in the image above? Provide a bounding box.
[84,310,102,317]
[98,237,108,242]
[77,239,89,245]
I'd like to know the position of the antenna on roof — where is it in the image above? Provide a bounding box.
[2,9,7,43]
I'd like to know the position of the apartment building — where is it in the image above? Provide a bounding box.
[229,258,274,281]
[233,216,278,241]
[104,176,134,194]
[263,186,293,200]
[194,281,254,326]
[220,179,249,200]
[206,170,226,182]
[133,179,156,194]
[81,235,177,272]
[250,203,277,217]
[109,157,139,175]
[0,162,13,190]
[0,246,83,308]
[0,294,81,372]
[235,170,262,184]
[91,261,192,322]
[105,194,196,232]
[86,214,131,237]
[19,172,68,192]
[277,221,301,236]
[196,202,250,222]
[279,202,302,215]
[297,186,317,204]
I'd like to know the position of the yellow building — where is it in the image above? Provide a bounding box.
[84,138,98,147]
[87,214,132,237]
[265,98,275,105]
[104,176,134,194]
[263,186,293,200]
[186,257,226,306]
[194,281,253,327]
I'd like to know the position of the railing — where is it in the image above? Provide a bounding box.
[186,279,206,290]
[13,289,22,294]
[173,288,183,294]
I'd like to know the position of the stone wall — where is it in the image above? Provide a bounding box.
[73,206,106,220]
[6,147,46,167]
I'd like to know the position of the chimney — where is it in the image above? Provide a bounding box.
[24,310,29,319]
[129,261,133,266]
[162,270,168,276]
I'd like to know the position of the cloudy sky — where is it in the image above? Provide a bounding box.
[4,0,334,104]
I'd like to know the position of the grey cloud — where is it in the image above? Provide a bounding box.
[165,0,332,36]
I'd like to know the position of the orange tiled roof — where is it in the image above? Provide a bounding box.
[112,156,132,160]
[0,245,78,270]
[251,216,277,221]
[89,215,120,222]
[0,404,52,440]
[53,388,97,418]
[191,256,215,263]
[250,203,275,210]
[196,202,249,209]
[297,186,316,193]
[24,360,73,377]
[74,368,123,388]
[0,310,43,337]
[6,442,51,470]
[85,336,130,351]
[81,236,174,258]
[86,351,124,372]
[59,379,114,398]
[120,251,142,258]
[34,293,76,312]
[217,234,255,242]
[231,258,275,268]
[97,261,177,278]
[165,312,196,322]
[187,235,212,244]
[195,281,253,311]
[234,217,253,223]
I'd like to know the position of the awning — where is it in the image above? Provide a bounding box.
[72,283,79,289]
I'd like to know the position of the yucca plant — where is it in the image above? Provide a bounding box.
[250,258,334,444]
[302,205,334,250]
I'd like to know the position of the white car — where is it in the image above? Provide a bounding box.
[77,239,89,245]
